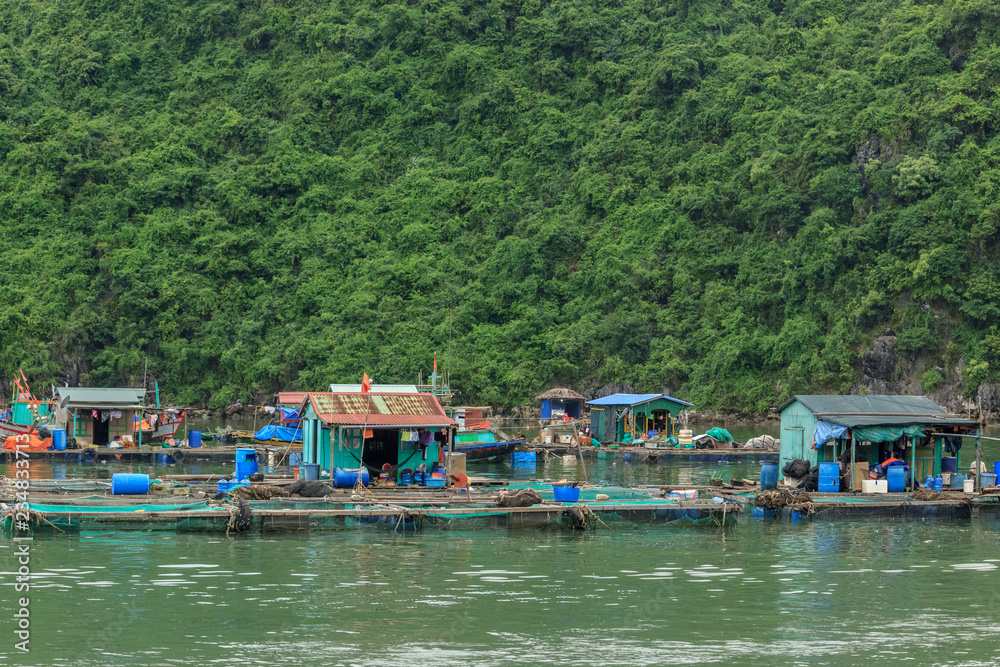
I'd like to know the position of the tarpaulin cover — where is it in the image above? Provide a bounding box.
[853,425,924,443]
[705,427,733,443]
[253,425,302,442]
[280,408,300,423]
[813,421,850,448]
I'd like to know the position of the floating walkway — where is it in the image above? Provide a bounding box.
[721,488,1000,521]
[1,484,740,533]
[530,443,778,464]
[4,445,299,464]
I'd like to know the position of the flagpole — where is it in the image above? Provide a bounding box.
[354,374,373,494]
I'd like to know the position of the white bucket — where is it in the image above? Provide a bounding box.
[545,436,552,444]
[964,478,975,493]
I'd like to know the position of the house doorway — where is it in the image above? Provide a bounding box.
[362,429,399,472]
[93,415,110,446]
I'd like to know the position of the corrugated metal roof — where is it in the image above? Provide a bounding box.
[825,414,979,428]
[56,387,145,408]
[329,384,419,393]
[789,395,978,428]
[305,392,456,427]
[586,393,694,407]
[277,392,308,406]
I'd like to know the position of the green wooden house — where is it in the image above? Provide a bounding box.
[778,395,978,488]
[300,392,457,480]
[55,387,146,446]
[586,393,693,444]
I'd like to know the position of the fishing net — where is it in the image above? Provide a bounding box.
[285,480,335,497]
[754,489,815,513]
[495,489,543,507]
[229,485,289,500]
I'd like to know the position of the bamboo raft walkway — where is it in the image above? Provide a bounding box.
[1,487,739,533]
[3,444,300,463]
[529,443,778,463]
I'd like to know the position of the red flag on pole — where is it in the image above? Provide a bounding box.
[433,357,437,374]
[361,373,371,394]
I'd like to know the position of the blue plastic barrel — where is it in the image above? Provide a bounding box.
[189,430,202,448]
[333,467,370,488]
[995,461,1000,479]
[887,466,906,492]
[52,428,67,451]
[300,463,320,481]
[432,465,446,478]
[235,448,258,480]
[941,456,958,473]
[760,462,778,490]
[111,473,150,495]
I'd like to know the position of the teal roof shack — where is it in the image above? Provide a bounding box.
[55,387,145,409]
[778,394,978,480]
[585,393,692,443]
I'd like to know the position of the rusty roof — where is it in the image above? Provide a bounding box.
[277,391,308,406]
[302,392,457,428]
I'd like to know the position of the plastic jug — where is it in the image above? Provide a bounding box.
[933,476,943,492]
[924,476,933,490]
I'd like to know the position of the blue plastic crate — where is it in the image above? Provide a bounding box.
[217,479,250,493]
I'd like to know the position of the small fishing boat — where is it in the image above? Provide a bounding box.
[453,427,524,461]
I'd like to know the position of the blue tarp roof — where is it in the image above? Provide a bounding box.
[586,393,694,407]
[253,425,302,443]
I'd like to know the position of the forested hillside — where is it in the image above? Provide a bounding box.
[2,0,1000,411]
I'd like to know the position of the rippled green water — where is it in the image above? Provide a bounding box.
[3,520,1000,665]
[4,426,1000,665]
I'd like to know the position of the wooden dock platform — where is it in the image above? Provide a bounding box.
[530,443,777,463]
[722,488,1000,521]
[3,492,740,533]
[3,444,300,464]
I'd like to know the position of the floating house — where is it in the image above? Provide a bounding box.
[586,393,694,443]
[299,392,457,480]
[536,388,586,421]
[778,395,979,488]
[56,387,145,447]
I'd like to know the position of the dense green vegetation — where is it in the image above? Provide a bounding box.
[2,0,1000,410]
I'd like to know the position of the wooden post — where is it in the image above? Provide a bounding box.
[850,434,855,491]
[909,435,916,491]
[445,427,453,487]
[334,426,341,481]
[976,431,982,492]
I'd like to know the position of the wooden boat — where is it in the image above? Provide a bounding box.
[453,427,524,461]
[139,409,185,441]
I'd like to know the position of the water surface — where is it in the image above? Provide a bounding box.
[3,522,1000,665]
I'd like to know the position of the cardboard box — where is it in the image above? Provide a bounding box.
[852,462,868,491]
[445,452,467,476]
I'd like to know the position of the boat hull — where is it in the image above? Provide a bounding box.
[453,440,521,461]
